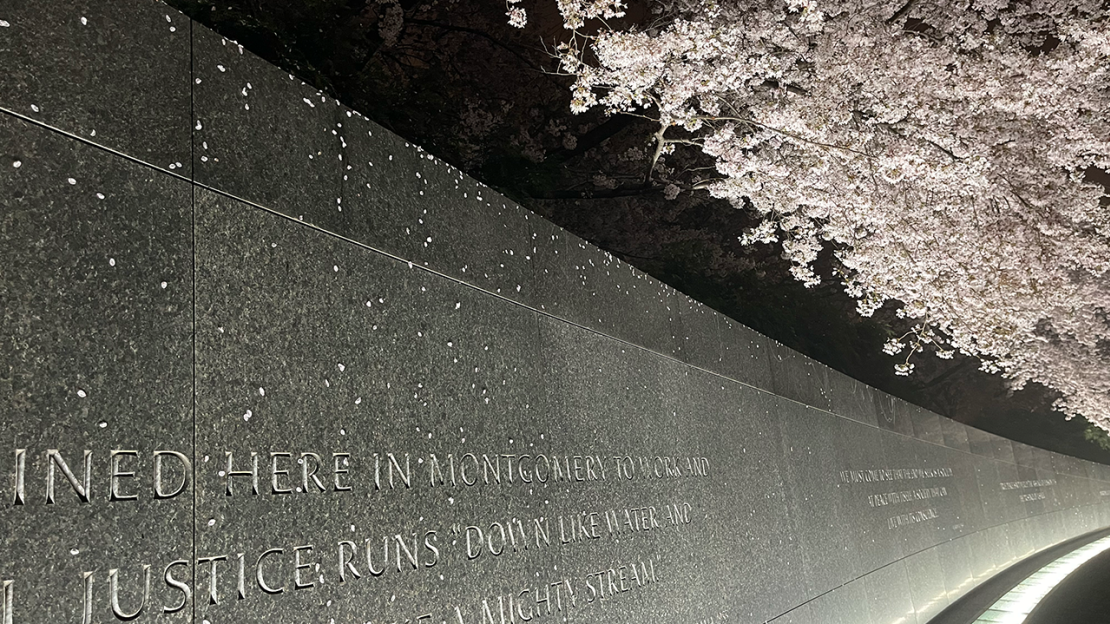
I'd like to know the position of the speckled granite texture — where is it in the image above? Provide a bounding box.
[3,2,1110,623]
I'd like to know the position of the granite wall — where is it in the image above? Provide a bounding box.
[2,2,1110,623]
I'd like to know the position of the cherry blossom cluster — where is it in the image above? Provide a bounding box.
[533,0,1110,427]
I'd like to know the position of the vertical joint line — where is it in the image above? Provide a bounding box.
[188,16,197,624]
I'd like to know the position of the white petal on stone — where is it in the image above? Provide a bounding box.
[76,389,87,398]
[11,160,20,168]
[80,16,87,25]
[67,178,76,185]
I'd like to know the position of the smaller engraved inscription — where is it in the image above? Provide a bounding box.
[840,465,955,530]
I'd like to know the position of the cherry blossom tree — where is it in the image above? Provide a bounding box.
[529,0,1110,427]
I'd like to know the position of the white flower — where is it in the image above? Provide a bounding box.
[507,6,527,28]
[534,0,1110,427]
[882,339,906,356]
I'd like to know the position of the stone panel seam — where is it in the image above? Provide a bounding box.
[0,106,189,178]
[189,16,198,624]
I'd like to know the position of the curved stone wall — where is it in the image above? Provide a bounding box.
[2,2,1109,623]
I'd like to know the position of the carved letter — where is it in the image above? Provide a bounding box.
[270,452,292,494]
[338,541,361,582]
[562,579,577,607]
[365,537,387,576]
[533,455,549,483]
[80,573,93,624]
[621,456,634,480]
[423,531,440,568]
[534,584,551,615]
[162,560,191,614]
[465,526,484,559]
[109,564,150,620]
[373,453,381,491]
[387,453,411,489]
[225,452,258,496]
[500,455,516,483]
[153,451,191,499]
[256,549,284,594]
[12,450,25,505]
[2,579,12,624]
[333,453,352,491]
[293,545,315,590]
[482,454,500,485]
[517,589,533,621]
[46,449,91,504]
[395,533,419,571]
[460,454,478,486]
[429,453,455,487]
[551,456,569,482]
[518,455,532,483]
[300,453,326,492]
[109,450,139,502]
[236,553,246,600]
[487,523,506,556]
[533,517,550,547]
[196,555,226,605]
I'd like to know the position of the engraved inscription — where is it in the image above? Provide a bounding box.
[1000,479,1056,504]
[840,465,954,530]
[452,559,660,623]
[7,449,191,506]
[867,487,948,508]
[999,479,1056,490]
[887,508,939,529]
[215,450,710,497]
[3,442,701,622]
[839,467,953,484]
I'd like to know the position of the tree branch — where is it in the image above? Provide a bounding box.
[544,114,640,165]
[529,185,665,200]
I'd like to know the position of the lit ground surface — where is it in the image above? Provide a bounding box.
[1023,546,1110,623]
[970,534,1110,624]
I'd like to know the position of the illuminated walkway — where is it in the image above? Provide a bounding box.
[1024,546,1110,623]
